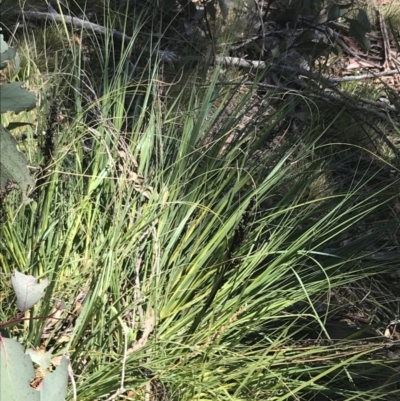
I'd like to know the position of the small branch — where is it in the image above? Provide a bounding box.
[66,354,77,401]
[215,55,267,70]
[21,10,131,42]
[0,303,64,329]
[214,55,333,86]
[325,69,399,83]
[215,55,399,85]
[19,10,177,63]
[223,36,260,51]
[135,256,144,325]
[216,78,400,153]
[307,87,400,130]
[379,11,392,69]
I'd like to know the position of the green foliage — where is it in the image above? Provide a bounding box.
[349,9,372,52]
[0,82,36,114]
[327,3,349,20]
[0,125,35,204]
[0,32,36,203]
[0,2,399,400]
[326,2,372,52]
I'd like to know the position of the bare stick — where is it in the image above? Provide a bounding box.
[135,256,144,325]
[215,55,267,70]
[322,69,399,83]
[21,10,131,42]
[66,354,78,401]
[379,11,392,69]
[19,10,177,63]
[214,55,399,84]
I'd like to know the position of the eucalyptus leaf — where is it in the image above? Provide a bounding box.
[41,356,69,401]
[206,2,217,21]
[0,34,17,70]
[0,82,36,114]
[0,338,38,401]
[27,349,52,372]
[11,270,49,312]
[357,9,371,32]
[218,0,229,20]
[349,19,371,52]
[0,338,68,401]
[0,124,35,203]
[327,3,349,21]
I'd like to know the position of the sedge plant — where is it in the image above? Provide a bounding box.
[1,2,399,400]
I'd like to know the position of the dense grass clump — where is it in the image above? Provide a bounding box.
[1,1,399,400]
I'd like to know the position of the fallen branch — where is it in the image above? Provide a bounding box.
[379,11,392,69]
[215,55,399,85]
[215,55,267,70]
[22,10,130,41]
[19,10,177,63]
[214,56,336,87]
[215,78,400,154]
[327,69,399,82]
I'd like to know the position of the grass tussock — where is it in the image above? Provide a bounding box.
[1,1,400,400]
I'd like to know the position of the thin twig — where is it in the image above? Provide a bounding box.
[66,354,77,401]
[128,254,156,355]
[135,256,144,325]
[145,349,152,401]
[327,69,399,82]
[379,11,392,69]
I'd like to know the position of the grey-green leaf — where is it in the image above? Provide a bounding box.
[0,82,36,114]
[1,338,69,401]
[0,34,17,70]
[27,349,52,372]
[41,356,69,401]
[0,124,35,203]
[0,337,39,401]
[11,271,49,312]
